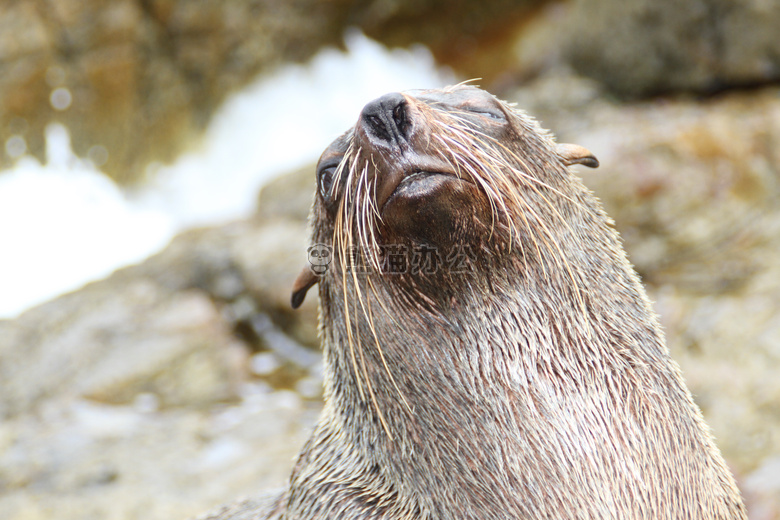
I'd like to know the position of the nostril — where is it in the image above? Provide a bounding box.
[366,114,390,141]
[360,92,411,145]
[393,102,409,137]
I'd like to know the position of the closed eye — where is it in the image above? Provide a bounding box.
[464,106,506,121]
[474,110,504,121]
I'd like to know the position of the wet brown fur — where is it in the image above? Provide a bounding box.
[204,86,746,519]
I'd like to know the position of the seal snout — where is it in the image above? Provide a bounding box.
[355,92,468,214]
[359,92,411,146]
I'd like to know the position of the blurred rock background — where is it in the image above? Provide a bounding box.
[1,0,780,519]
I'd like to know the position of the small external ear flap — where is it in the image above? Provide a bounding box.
[291,266,319,309]
[557,143,599,168]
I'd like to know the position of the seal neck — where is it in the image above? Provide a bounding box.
[299,266,693,518]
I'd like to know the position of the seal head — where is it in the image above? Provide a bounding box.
[293,86,599,307]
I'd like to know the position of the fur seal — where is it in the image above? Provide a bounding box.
[209,86,747,519]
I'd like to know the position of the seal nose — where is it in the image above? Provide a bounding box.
[360,92,410,145]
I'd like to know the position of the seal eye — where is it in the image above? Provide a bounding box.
[316,131,350,205]
[458,99,507,122]
[318,164,338,201]
[464,105,506,121]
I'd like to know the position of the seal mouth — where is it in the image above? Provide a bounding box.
[397,170,450,189]
[382,170,472,213]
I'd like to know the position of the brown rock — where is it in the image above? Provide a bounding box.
[0,279,243,418]
[564,0,780,97]
[0,0,352,182]
[353,0,546,83]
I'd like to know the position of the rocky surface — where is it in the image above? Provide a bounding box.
[353,0,545,84]
[564,0,780,97]
[0,392,314,520]
[0,0,352,182]
[0,167,323,520]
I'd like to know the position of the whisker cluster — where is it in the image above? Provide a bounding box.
[327,100,593,436]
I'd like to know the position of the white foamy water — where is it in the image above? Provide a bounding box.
[0,32,453,318]
[0,126,175,318]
